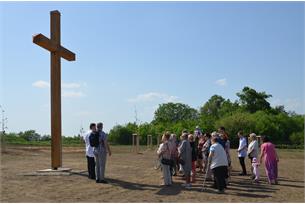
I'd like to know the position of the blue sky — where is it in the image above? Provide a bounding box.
[0,2,304,136]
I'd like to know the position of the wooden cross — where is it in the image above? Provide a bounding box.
[33,10,75,170]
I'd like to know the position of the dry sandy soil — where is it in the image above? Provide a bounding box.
[0,145,304,202]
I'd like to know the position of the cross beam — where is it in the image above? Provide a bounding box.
[33,10,75,170]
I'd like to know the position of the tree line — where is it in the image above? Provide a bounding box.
[2,86,303,148]
[108,86,304,148]
[2,130,82,146]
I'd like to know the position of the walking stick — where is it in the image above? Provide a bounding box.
[200,158,210,192]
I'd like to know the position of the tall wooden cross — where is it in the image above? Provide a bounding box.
[33,10,75,170]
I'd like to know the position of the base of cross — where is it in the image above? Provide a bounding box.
[35,167,72,176]
[18,169,88,177]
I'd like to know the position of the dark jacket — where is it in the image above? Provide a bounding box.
[190,141,197,161]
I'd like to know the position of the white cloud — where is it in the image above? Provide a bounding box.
[32,80,50,88]
[33,80,86,98]
[33,81,83,89]
[128,92,179,103]
[62,91,85,98]
[62,83,81,89]
[215,78,227,86]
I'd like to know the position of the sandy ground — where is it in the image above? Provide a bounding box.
[0,145,304,202]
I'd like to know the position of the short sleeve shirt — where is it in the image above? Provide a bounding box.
[210,143,228,169]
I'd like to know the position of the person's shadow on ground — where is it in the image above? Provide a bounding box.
[107,178,160,191]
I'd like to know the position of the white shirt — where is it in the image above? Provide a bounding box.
[83,130,94,157]
[210,143,228,169]
[238,137,247,157]
[157,142,171,159]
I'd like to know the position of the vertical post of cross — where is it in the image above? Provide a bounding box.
[50,11,62,170]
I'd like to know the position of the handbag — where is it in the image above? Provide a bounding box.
[161,158,174,166]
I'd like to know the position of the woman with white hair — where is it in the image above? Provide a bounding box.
[157,132,172,186]
[178,133,192,189]
[247,133,259,179]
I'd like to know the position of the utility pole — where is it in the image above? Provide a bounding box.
[134,105,139,125]
[0,105,8,152]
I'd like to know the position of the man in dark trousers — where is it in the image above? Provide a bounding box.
[237,130,248,175]
[208,136,228,194]
[82,123,97,180]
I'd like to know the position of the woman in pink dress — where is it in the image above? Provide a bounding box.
[259,135,279,185]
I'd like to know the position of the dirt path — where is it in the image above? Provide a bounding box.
[1,146,304,202]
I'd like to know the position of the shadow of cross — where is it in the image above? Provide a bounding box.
[32,10,76,170]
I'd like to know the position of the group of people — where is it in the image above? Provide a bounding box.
[157,126,280,193]
[82,122,112,184]
[80,122,279,191]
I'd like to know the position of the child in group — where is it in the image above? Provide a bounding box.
[252,157,260,183]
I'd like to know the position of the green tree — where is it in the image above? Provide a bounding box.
[19,130,41,141]
[289,131,304,145]
[108,125,133,145]
[153,102,198,124]
[200,95,225,118]
[215,111,255,147]
[237,86,272,113]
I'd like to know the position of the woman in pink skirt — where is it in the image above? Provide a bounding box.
[259,135,279,185]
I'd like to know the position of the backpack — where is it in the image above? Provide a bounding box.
[89,132,99,147]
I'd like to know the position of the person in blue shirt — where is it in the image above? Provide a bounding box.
[237,130,248,176]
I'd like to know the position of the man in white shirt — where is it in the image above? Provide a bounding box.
[237,130,247,176]
[208,136,228,194]
[82,123,96,180]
